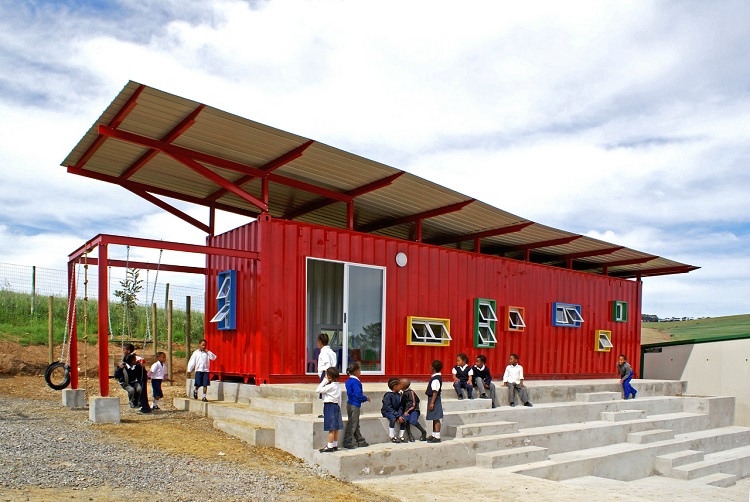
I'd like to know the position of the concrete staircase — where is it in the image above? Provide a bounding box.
[174,378,750,490]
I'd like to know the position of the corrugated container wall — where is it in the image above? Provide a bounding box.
[205,217,641,383]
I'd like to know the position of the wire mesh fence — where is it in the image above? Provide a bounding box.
[0,262,205,346]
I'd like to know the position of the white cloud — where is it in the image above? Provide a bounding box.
[0,0,748,318]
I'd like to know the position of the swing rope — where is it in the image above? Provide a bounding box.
[82,251,90,391]
[143,249,163,351]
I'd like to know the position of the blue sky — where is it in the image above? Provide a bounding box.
[0,0,748,318]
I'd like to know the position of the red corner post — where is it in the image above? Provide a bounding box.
[98,243,109,396]
[68,262,79,389]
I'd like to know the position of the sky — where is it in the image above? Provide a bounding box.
[0,0,748,318]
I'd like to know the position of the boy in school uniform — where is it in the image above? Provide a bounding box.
[426,360,444,443]
[503,353,532,407]
[148,351,171,410]
[472,354,498,408]
[187,339,217,402]
[452,353,474,399]
[342,361,370,449]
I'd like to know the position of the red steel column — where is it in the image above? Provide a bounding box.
[98,244,109,396]
[68,262,79,389]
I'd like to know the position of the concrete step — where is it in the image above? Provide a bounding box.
[476,446,550,469]
[655,450,705,474]
[670,459,721,480]
[248,397,312,415]
[213,419,275,447]
[445,420,518,438]
[600,410,646,422]
[576,392,620,402]
[627,429,674,444]
[690,472,737,487]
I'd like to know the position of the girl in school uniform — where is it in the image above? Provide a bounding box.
[316,366,343,452]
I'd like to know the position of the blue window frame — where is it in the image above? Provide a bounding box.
[210,270,236,330]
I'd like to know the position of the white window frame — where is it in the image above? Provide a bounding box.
[216,276,231,300]
[478,303,498,322]
[210,303,231,323]
[477,325,497,345]
[554,303,584,326]
[598,333,613,350]
[409,318,452,345]
[508,309,526,329]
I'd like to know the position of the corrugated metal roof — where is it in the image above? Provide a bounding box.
[62,81,698,279]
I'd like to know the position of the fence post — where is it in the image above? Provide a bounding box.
[167,300,173,386]
[152,302,158,354]
[31,266,36,314]
[48,296,54,364]
[185,296,191,366]
[164,283,170,322]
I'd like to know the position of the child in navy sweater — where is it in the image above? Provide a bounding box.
[452,353,474,399]
[400,378,428,441]
[381,377,404,443]
[426,360,444,443]
[472,354,498,408]
[342,362,371,449]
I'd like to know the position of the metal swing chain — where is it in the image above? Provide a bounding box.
[121,245,130,346]
[108,266,113,339]
[144,249,163,347]
[82,251,90,389]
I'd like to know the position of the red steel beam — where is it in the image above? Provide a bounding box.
[598,256,658,268]
[166,151,268,211]
[69,234,259,262]
[120,104,206,180]
[81,258,205,275]
[97,126,352,203]
[67,166,260,219]
[426,221,534,246]
[125,187,210,234]
[73,84,145,169]
[501,235,582,252]
[358,199,474,233]
[204,140,314,203]
[97,244,109,396]
[282,172,404,220]
[611,265,699,278]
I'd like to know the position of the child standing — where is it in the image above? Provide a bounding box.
[342,362,371,449]
[452,353,474,399]
[472,354,498,408]
[503,353,532,407]
[617,354,637,399]
[187,339,217,402]
[426,360,444,443]
[400,378,428,442]
[381,377,404,443]
[148,351,171,410]
[317,333,337,405]
[316,366,343,452]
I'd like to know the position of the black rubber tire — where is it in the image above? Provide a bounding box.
[44,362,71,391]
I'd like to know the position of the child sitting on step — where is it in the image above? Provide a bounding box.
[400,378,428,441]
[381,377,404,443]
[472,354,498,408]
[426,359,444,443]
[452,353,474,399]
[316,366,343,453]
[503,353,532,407]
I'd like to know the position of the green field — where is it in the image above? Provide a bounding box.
[643,314,750,343]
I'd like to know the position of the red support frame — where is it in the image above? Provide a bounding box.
[425,221,534,246]
[125,187,210,233]
[358,199,474,233]
[67,234,259,396]
[501,235,582,253]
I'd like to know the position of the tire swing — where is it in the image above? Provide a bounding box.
[45,263,79,390]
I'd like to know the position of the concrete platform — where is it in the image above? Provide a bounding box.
[89,396,120,424]
[62,388,86,409]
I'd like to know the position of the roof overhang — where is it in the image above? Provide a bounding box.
[62,81,698,280]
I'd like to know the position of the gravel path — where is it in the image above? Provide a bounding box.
[0,397,301,501]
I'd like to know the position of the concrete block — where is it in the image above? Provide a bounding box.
[671,460,721,480]
[600,410,646,422]
[173,397,209,416]
[214,419,275,447]
[476,446,549,469]
[655,450,704,474]
[249,397,312,415]
[576,392,620,402]
[446,420,518,438]
[62,389,86,409]
[89,397,120,424]
[690,472,736,487]
[627,429,674,444]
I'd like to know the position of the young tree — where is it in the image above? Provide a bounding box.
[114,268,143,338]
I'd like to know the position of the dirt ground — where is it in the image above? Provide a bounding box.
[0,341,394,501]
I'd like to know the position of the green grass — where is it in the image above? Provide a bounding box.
[0,290,204,346]
[643,314,750,343]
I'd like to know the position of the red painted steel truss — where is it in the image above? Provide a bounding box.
[66,233,258,397]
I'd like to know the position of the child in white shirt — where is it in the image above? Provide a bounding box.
[147,351,171,410]
[187,339,217,402]
[316,366,343,452]
[502,353,532,407]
